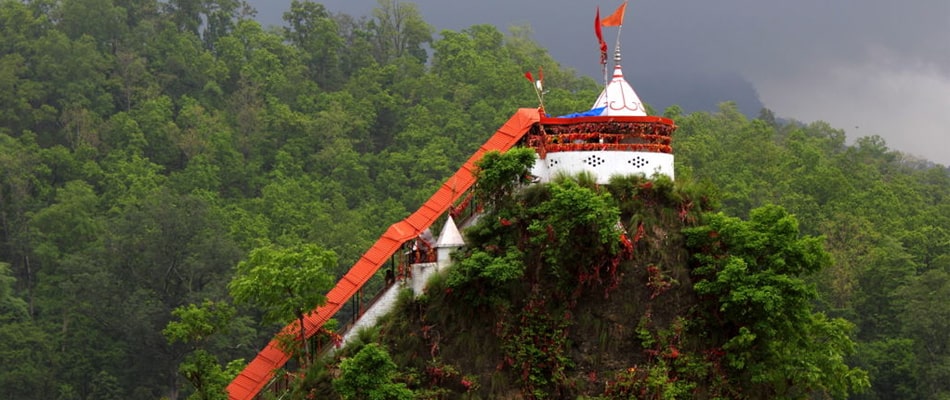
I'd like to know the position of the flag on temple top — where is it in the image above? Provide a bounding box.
[601,1,627,27]
[594,7,608,64]
[525,68,543,91]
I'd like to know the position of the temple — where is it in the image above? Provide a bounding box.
[525,47,676,183]
[226,4,676,399]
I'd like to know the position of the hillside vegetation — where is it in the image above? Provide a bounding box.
[300,151,866,399]
[0,0,948,399]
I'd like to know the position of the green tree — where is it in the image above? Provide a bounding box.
[852,338,919,400]
[99,187,242,395]
[370,0,432,64]
[202,0,254,51]
[58,0,128,51]
[470,148,537,210]
[896,268,950,398]
[0,262,53,399]
[87,370,123,400]
[164,300,247,400]
[0,133,50,304]
[684,205,869,398]
[145,19,222,103]
[333,12,377,80]
[283,0,343,89]
[450,149,625,308]
[164,0,203,35]
[28,180,114,392]
[108,186,242,306]
[333,343,412,400]
[0,319,54,399]
[851,236,916,341]
[0,262,28,322]
[229,243,335,361]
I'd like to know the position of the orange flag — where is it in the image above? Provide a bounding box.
[601,1,627,27]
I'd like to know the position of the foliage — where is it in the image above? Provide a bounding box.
[333,343,413,400]
[894,268,950,398]
[0,0,947,397]
[446,247,525,306]
[0,262,27,322]
[176,350,245,400]
[164,300,247,400]
[526,178,622,286]
[370,169,874,399]
[0,0,596,394]
[472,147,538,209]
[229,243,335,360]
[164,300,238,345]
[0,263,52,398]
[673,103,949,400]
[499,294,573,399]
[611,316,700,400]
[459,150,627,293]
[684,205,869,398]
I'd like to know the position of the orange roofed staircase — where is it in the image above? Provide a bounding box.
[226,108,541,400]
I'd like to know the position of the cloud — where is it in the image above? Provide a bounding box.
[754,47,950,165]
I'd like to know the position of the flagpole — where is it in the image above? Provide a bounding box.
[614,23,623,67]
[600,1,628,81]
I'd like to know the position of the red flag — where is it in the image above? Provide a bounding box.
[601,1,627,27]
[595,7,605,44]
[538,66,543,83]
[595,7,608,64]
[524,71,533,82]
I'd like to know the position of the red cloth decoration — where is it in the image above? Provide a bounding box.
[595,7,608,64]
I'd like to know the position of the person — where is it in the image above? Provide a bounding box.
[411,240,419,263]
[385,268,395,286]
[417,230,434,263]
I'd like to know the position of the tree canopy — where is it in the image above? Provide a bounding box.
[0,0,947,398]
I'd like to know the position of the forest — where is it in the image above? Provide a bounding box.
[0,0,948,399]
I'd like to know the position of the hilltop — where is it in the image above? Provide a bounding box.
[292,150,867,399]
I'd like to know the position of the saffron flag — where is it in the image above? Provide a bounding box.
[594,7,608,64]
[601,1,627,27]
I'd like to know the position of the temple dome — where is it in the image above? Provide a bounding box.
[435,216,465,248]
[591,64,647,117]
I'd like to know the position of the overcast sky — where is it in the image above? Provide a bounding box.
[251,1,950,165]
